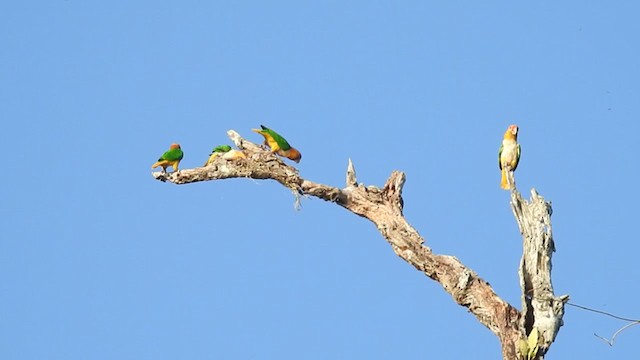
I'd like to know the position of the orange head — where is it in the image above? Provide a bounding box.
[170,143,181,149]
[504,125,519,140]
[288,148,302,163]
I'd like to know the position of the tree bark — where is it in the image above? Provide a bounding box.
[152,130,568,359]
[511,188,570,359]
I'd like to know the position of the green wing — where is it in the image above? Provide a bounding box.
[261,125,292,151]
[160,148,184,161]
[212,145,232,153]
[512,144,521,170]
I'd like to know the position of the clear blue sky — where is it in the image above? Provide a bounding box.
[2,1,638,359]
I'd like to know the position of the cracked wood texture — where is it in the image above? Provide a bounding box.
[511,188,569,359]
[152,130,566,359]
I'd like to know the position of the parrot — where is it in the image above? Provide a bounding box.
[204,145,232,166]
[151,143,184,173]
[498,124,521,190]
[252,125,302,163]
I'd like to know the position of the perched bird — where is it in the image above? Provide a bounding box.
[151,143,184,173]
[204,145,232,166]
[498,125,521,190]
[252,125,302,163]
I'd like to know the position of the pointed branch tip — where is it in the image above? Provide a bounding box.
[227,130,243,148]
[346,158,357,186]
[386,171,406,193]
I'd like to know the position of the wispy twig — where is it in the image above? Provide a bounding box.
[567,302,640,346]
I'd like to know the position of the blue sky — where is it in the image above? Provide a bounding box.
[2,1,639,359]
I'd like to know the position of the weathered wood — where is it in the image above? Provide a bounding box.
[152,130,566,359]
[511,188,569,359]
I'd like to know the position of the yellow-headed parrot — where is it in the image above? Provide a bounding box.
[252,125,302,163]
[152,143,184,173]
[498,125,521,190]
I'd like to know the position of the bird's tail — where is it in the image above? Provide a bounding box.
[151,161,162,169]
[252,129,270,147]
[204,153,218,166]
[500,168,510,190]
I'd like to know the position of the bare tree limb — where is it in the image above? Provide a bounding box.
[152,130,568,360]
[511,188,569,359]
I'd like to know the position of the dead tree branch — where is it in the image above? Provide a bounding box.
[511,189,569,359]
[152,130,567,359]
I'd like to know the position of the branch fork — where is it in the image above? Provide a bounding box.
[152,129,566,359]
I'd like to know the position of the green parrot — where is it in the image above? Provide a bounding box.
[252,125,302,163]
[204,145,232,166]
[151,143,184,172]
